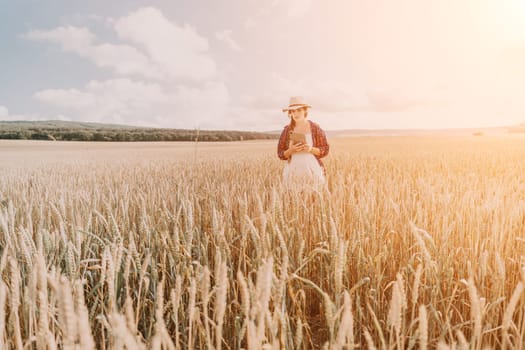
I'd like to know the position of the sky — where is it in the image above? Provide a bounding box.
[1,0,525,131]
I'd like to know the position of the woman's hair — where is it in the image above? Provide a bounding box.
[288,108,308,131]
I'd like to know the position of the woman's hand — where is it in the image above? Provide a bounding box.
[288,142,309,154]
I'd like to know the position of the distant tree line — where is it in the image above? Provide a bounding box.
[0,127,278,142]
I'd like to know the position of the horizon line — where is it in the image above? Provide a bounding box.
[0,119,519,133]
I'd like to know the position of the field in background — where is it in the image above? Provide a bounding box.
[2,136,525,348]
[0,120,277,142]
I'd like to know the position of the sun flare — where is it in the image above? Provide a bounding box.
[492,0,525,41]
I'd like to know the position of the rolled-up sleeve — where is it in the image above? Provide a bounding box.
[277,126,289,160]
[315,125,329,158]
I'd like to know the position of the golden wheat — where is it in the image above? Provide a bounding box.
[1,136,525,348]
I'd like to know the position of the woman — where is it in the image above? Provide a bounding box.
[277,96,329,187]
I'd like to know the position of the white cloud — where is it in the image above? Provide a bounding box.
[215,30,242,52]
[33,78,230,129]
[241,74,436,115]
[0,105,8,118]
[23,7,232,128]
[114,7,216,81]
[24,26,95,51]
[23,7,217,82]
[240,74,366,112]
[0,105,48,121]
[34,88,96,110]
[24,26,161,79]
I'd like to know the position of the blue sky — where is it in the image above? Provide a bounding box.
[2,0,525,130]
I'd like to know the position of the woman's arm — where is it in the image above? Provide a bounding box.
[277,126,290,160]
[313,124,329,158]
[308,146,321,157]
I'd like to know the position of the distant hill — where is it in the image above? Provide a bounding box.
[267,126,512,137]
[0,120,278,142]
[324,127,511,137]
[0,120,143,130]
[1,120,520,142]
[508,123,525,133]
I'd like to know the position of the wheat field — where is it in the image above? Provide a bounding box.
[1,136,525,349]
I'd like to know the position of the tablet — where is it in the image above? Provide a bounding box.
[290,132,306,145]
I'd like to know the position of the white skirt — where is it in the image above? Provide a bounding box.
[283,144,325,189]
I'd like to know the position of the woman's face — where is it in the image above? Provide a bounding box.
[289,108,307,122]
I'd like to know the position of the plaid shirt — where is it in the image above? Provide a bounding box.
[277,120,329,174]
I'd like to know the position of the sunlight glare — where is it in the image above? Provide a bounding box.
[497,0,525,41]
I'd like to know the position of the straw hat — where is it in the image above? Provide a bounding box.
[282,96,312,112]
